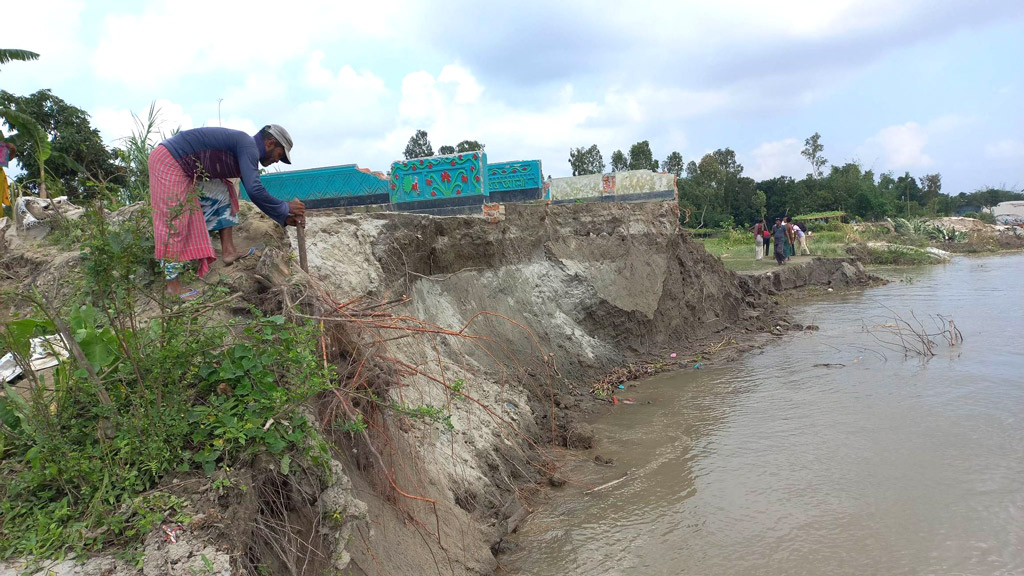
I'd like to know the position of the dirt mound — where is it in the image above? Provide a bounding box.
[927,217,997,233]
[740,257,882,293]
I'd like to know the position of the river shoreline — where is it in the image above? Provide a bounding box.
[501,251,1024,576]
[492,256,886,559]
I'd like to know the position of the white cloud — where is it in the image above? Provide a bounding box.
[91,0,404,90]
[985,139,1024,160]
[858,122,933,170]
[398,71,445,121]
[91,100,195,147]
[746,138,807,180]
[437,65,484,105]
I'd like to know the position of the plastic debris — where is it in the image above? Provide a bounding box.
[669,353,677,358]
[693,362,702,369]
[0,353,22,382]
[161,523,184,543]
[0,335,70,382]
[617,384,625,389]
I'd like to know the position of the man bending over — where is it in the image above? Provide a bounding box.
[148,124,305,298]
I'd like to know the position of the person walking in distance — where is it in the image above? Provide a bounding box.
[752,219,765,260]
[772,218,787,265]
[794,222,810,255]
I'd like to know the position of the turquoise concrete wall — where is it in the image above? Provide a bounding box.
[242,164,390,204]
[389,152,487,204]
[486,160,543,194]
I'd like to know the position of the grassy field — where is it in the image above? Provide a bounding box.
[690,219,1006,271]
[695,227,853,272]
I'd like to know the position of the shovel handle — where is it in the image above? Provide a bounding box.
[296,223,308,273]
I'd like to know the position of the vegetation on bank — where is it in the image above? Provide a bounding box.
[695,217,1020,271]
[0,204,335,563]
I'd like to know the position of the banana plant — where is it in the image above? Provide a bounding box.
[0,49,39,70]
[0,107,51,198]
[1,49,49,198]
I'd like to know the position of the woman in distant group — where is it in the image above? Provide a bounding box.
[772,218,787,265]
[784,216,796,261]
[752,219,765,260]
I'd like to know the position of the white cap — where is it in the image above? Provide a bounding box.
[263,124,293,164]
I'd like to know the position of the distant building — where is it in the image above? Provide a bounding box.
[992,201,1024,224]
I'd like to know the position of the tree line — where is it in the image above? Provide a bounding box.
[402,129,483,160]
[567,133,1024,228]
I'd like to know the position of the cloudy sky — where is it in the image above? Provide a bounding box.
[5,0,1023,194]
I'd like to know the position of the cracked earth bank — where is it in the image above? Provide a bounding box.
[0,201,876,575]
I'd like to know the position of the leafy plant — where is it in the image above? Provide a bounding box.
[0,205,334,560]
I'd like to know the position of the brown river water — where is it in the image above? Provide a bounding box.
[505,254,1024,576]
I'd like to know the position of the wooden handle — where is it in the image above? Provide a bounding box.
[296,224,308,273]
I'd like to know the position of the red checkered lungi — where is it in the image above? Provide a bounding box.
[149,144,216,277]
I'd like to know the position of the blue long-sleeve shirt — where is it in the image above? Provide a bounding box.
[160,127,290,225]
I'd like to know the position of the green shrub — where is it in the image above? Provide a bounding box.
[963,211,996,224]
[0,204,333,561]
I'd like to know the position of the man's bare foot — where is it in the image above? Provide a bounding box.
[222,248,241,264]
[224,243,263,265]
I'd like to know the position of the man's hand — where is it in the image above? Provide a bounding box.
[287,199,306,217]
[286,215,306,227]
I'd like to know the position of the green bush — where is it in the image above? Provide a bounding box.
[0,205,333,561]
[963,211,996,224]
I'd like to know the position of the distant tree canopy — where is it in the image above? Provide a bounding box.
[437,145,455,155]
[662,151,684,177]
[568,144,605,176]
[403,129,433,159]
[610,150,628,172]
[677,148,756,228]
[455,140,484,153]
[627,140,659,171]
[0,89,118,197]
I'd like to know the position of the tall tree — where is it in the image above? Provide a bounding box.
[403,129,434,159]
[568,144,605,176]
[627,140,659,171]
[438,145,455,155]
[678,155,728,228]
[710,148,743,178]
[455,140,484,153]
[801,132,827,179]
[0,89,115,198]
[918,173,941,207]
[662,151,684,177]
[610,150,628,172]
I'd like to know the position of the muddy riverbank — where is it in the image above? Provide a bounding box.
[504,252,1024,576]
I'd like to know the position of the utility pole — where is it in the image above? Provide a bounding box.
[217,98,224,127]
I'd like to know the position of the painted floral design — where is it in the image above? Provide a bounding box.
[391,153,487,202]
